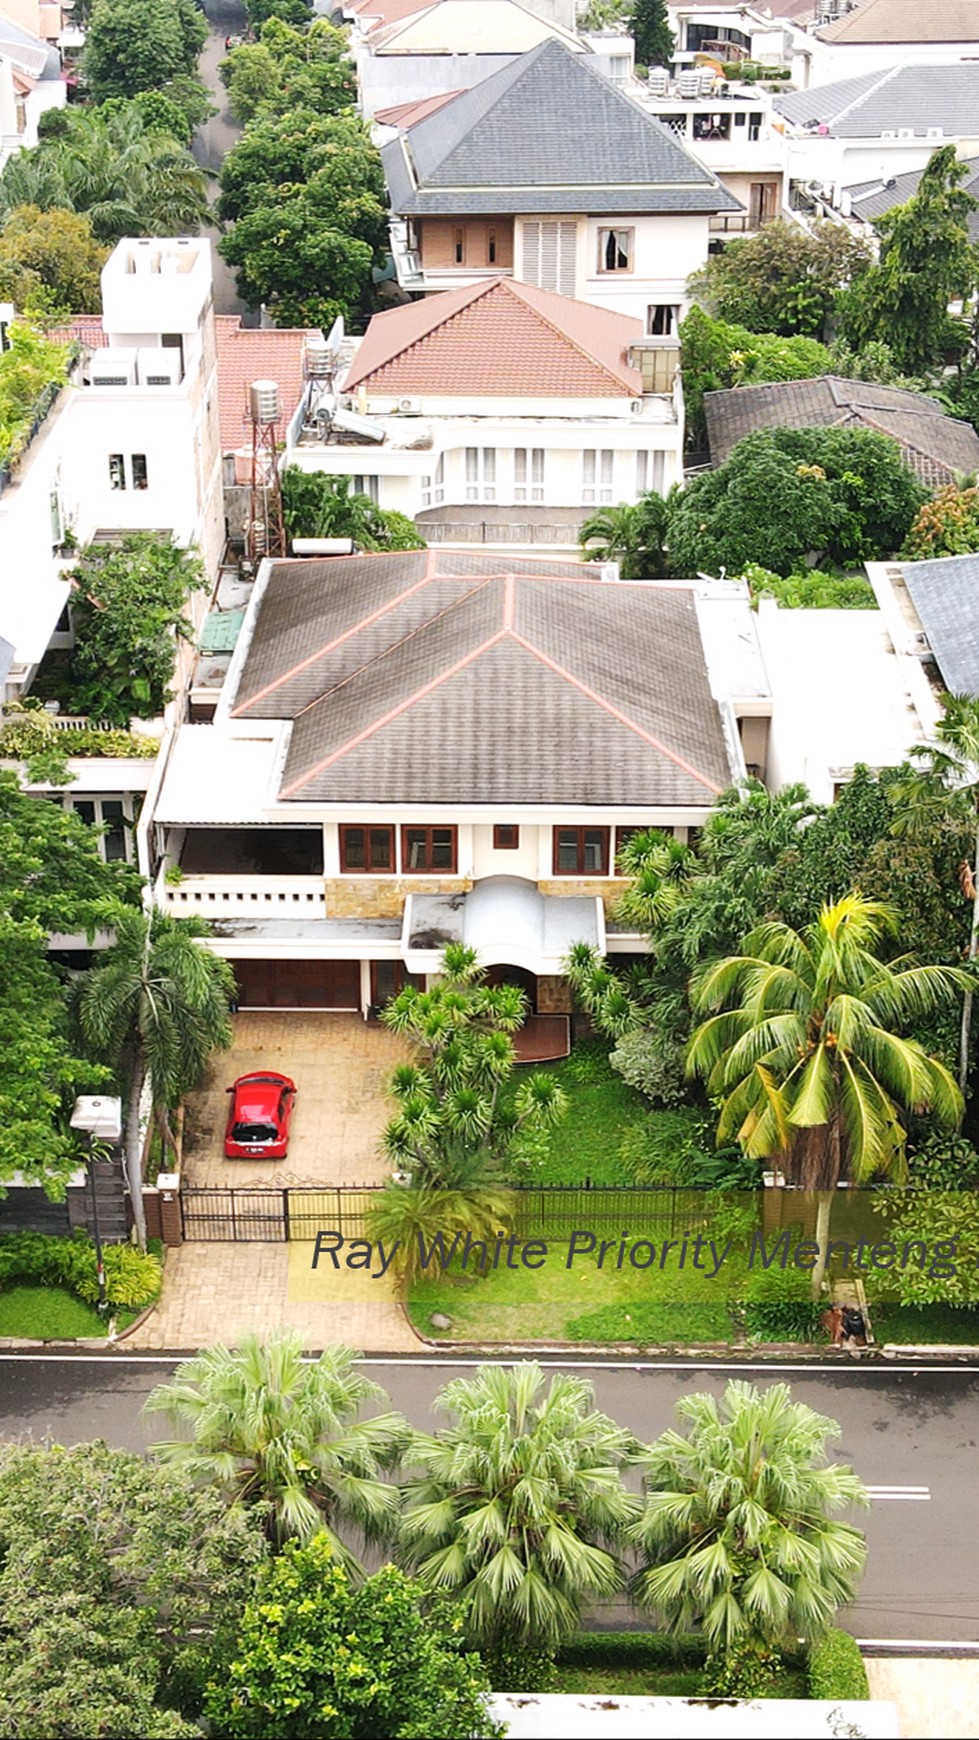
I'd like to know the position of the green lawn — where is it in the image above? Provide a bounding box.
[513,1039,645,1185]
[871,1304,979,1345]
[0,1285,109,1339]
[550,1636,807,1699]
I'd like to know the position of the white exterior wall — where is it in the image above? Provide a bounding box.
[356,49,524,119]
[0,391,72,698]
[805,40,979,88]
[472,821,541,880]
[577,213,713,317]
[785,131,979,194]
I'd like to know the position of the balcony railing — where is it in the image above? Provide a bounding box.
[160,873,326,917]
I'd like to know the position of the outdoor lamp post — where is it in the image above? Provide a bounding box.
[70,1096,122,1320]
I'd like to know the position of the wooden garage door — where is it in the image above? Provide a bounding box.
[234,959,360,1010]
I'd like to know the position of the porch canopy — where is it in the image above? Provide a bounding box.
[403,875,604,977]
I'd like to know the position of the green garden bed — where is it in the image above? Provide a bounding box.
[552,1634,807,1699]
[512,1039,646,1185]
[0,1285,112,1339]
[870,1303,979,1345]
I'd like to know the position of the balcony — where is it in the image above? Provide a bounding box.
[159,872,327,919]
[388,220,515,296]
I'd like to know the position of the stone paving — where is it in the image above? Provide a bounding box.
[865,1658,979,1737]
[181,1012,407,1188]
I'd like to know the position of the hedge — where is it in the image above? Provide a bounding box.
[807,1630,869,1700]
[0,1231,161,1311]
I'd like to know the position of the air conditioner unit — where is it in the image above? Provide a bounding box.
[630,399,644,413]
[137,347,180,386]
[90,348,138,386]
[397,396,421,414]
[897,128,914,139]
[880,130,897,139]
[927,126,944,139]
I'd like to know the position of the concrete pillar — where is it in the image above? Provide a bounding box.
[156,1172,183,1247]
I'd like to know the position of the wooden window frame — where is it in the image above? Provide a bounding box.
[597,227,634,274]
[339,824,395,874]
[552,826,610,876]
[401,824,458,874]
[493,824,520,850]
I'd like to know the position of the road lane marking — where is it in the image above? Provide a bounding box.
[1,1354,978,1375]
[865,1485,931,1500]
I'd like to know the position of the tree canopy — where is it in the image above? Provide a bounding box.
[0,206,107,317]
[688,220,871,340]
[630,0,674,68]
[63,533,207,725]
[81,0,207,105]
[679,306,831,448]
[221,18,355,124]
[281,469,425,552]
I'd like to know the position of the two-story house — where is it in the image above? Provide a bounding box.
[146,549,764,1015]
[384,36,742,323]
[633,73,789,236]
[283,277,685,553]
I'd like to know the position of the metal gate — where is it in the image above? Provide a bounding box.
[180,1185,378,1242]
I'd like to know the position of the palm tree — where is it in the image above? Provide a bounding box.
[366,1181,515,1285]
[891,693,979,1088]
[630,1380,867,1676]
[687,894,969,1289]
[143,1332,408,1556]
[578,491,669,579]
[0,110,208,242]
[399,1362,639,1674]
[71,904,235,1248]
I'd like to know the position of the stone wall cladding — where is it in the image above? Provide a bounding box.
[537,878,630,910]
[536,975,574,1014]
[325,877,474,919]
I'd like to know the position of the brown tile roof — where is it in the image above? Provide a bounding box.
[230,549,733,806]
[818,0,979,40]
[704,376,979,485]
[343,277,643,397]
[49,315,109,350]
[374,90,463,126]
[214,317,314,453]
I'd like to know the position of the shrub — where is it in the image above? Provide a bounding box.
[74,1242,162,1309]
[741,562,876,610]
[743,1264,825,1340]
[807,1629,869,1700]
[609,1026,687,1105]
[705,1639,781,1697]
[0,1230,161,1311]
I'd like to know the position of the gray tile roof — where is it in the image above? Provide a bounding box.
[901,553,979,696]
[704,376,979,485]
[384,37,740,217]
[848,155,979,240]
[776,63,979,138]
[230,551,734,806]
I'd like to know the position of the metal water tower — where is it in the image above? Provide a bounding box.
[247,378,286,563]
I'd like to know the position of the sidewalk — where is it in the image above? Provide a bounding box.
[866,1658,979,1737]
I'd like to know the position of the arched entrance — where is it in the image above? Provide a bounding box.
[483,964,537,1011]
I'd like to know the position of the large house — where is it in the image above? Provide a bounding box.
[145,550,762,1014]
[383,37,742,319]
[284,277,685,553]
[776,63,979,197]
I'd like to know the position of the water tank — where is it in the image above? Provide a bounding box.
[305,338,333,379]
[249,380,281,423]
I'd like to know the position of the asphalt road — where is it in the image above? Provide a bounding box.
[1,1354,976,1646]
[192,0,250,318]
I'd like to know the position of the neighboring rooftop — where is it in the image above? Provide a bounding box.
[816,0,979,41]
[777,62,979,136]
[214,318,314,452]
[368,0,583,54]
[847,154,979,237]
[383,37,740,216]
[226,550,735,806]
[342,277,643,396]
[898,552,979,697]
[704,376,979,486]
[373,90,463,126]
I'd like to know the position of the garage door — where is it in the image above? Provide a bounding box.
[233,959,360,1010]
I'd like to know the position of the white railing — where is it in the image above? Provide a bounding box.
[160,874,326,916]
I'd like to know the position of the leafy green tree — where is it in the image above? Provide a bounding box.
[687,894,968,1286]
[901,483,979,560]
[244,0,312,25]
[739,561,876,609]
[281,468,425,551]
[0,1439,267,1737]
[400,1362,638,1682]
[0,206,107,316]
[688,220,871,339]
[629,0,674,67]
[579,491,671,577]
[680,306,831,447]
[379,944,567,1187]
[630,1380,867,1679]
[841,146,979,374]
[222,18,355,124]
[71,906,235,1247]
[81,0,206,104]
[0,107,208,243]
[65,533,206,725]
[667,426,925,576]
[0,319,69,468]
[97,89,194,145]
[145,1333,407,1553]
[206,1541,498,1740]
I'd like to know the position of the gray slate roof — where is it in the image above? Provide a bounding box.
[901,553,979,696]
[848,155,979,239]
[704,377,979,486]
[776,63,979,138]
[384,37,739,217]
[230,550,733,806]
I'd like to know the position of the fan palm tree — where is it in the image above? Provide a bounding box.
[366,1181,515,1285]
[399,1362,639,1673]
[578,492,670,579]
[71,904,235,1248]
[891,693,979,1088]
[143,1332,408,1556]
[630,1380,868,1671]
[687,894,969,1289]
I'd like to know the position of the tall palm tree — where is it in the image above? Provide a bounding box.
[687,894,969,1288]
[143,1333,408,1556]
[578,492,669,579]
[399,1362,639,1672]
[630,1380,868,1672]
[891,693,979,1088]
[71,904,234,1248]
[0,110,208,243]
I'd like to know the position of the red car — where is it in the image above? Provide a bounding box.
[224,1072,296,1160]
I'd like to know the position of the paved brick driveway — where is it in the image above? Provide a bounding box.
[181,1012,407,1188]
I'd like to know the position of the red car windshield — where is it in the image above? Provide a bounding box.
[231,1121,277,1143]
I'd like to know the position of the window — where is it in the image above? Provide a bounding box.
[514,448,544,503]
[598,228,633,273]
[582,449,613,505]
[352,475,379,504]
[749,110,764,142]
[109,453,126,490]
[131,453,148,490]
[487,228,497,265]
[693,112,731,141]
[635,449,665,495]
[454,226,465,264]
[647,303,676,337]
[339,825,395,873]
[465,447,496,503]
[421,453,444,508]
[521,220,577,296]
[49,490,63,550]
[493,824,520,849]
[553,827,610,875]
[66,796,133,864]
[402,826,457,873]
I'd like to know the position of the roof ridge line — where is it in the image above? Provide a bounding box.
[419,38,553,179]
[503,280,637,393]
[828,63,901,126]
[507,627,724,795]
